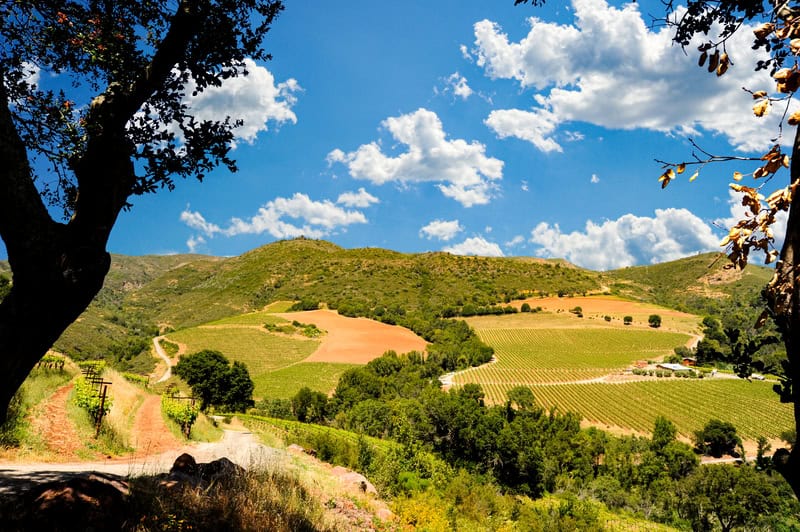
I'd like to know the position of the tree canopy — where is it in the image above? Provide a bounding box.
[0,0,283,421]
[174,349,254,412]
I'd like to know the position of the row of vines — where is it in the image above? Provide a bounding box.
[477,379,791,441]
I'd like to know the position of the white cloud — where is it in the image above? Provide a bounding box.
[590,174,600,184]
[420,219,463,241]
[186,235,206,253]
[444,236,505,257]
[336,188,380,208]
[328,108,504,207]
[184,58,301,144]
[506,235,525,247]
[485,108,562,153]
[521,180,529,192]
[460,44,472,61]
[445,72,473,100]
[473,0,786,153]
[180,193,368,247]
[529,208,720,270]
[21,61,40,87]
[180,210,222,236]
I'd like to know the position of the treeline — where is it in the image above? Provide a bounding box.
[253,351,798,528]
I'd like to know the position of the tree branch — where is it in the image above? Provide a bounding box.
[0,72,60,268]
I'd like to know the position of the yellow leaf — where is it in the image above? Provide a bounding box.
[733,171,743,181]
[689,171,699,182]
[753,99,770,117]
[752,90,768,99]
[676,163,686,174]
[784,154,791,167]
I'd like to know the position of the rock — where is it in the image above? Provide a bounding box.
[167,454,245,489]
[23,473,129,531]
[169,453,198,477]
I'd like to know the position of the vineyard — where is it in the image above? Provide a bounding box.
[453,328,689,384]
[253,362,358,399]
[165,326,319,398]
[451,305,794,442]
[509,380,791,441]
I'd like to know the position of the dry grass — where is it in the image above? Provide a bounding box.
[125,464,348,531]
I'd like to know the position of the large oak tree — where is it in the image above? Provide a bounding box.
[0,0,282,420]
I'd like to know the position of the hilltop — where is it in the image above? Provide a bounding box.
[44,240,774,361]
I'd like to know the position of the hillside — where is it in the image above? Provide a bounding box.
[123,238,602,329]
[53,253,218,360]
[45,241,777,361]
[602,252,774,312]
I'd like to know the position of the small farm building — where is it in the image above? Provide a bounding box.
[682,357,697,366]
[657,363,694,373]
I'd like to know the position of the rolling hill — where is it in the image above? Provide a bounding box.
[35,239,774,361]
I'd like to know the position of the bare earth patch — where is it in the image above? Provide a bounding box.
[275,309,427,364]
[29,383,89,461]
[129,395,182,457]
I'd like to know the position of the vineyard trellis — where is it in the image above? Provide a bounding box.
[77,364,112,438]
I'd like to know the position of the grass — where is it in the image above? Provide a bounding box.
[66,388,133,458]
[207,311,289,327]
[254,362,358,399]
[165,326,319,398]
[4,463,342,531]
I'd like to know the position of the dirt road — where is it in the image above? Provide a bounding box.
[0,429,286,495]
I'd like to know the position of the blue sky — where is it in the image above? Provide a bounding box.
[3,0,790,270]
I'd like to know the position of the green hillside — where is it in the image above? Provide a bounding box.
[44,240,779,364]
[124,238,602,329]
[604,252,773,312]
[53,253,217,361]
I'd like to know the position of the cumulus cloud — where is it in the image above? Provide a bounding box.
[590,174,600,184]
[420,219,463,241]
[473,0,784,153]
[184,58,301,144]
[327,108,504,207]
[336,188,380,208]
[444,236,505,257]
[180,193,368,249]
[529,208,720,270]
[444,72,473,100]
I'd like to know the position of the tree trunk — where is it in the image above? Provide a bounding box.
[0,244,110,422]
[767,124,800,496]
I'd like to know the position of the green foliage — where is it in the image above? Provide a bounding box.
[72,377,113,420]
[693,419,741,458]
[624,315,633,325]
[159,338,179,357]
[174,350,254,412]
[161,394,199,438]
[288,299,320,311]
[121,373,149,387]
[291,387,328,423]
[678,465,789,531]
[648,314,662,328]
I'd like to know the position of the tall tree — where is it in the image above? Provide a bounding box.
[0,0,283,421]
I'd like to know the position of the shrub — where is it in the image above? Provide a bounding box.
[623,316,633,325]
